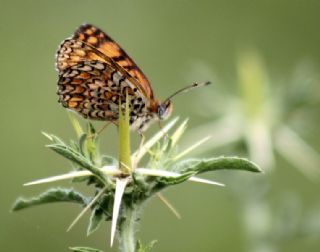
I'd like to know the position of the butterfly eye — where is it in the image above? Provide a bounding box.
[158,101,172,120]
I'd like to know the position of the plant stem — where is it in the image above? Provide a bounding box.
[119,206,138,252]
[118,92,132,174]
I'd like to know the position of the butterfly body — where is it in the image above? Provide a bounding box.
[56,24,172,132]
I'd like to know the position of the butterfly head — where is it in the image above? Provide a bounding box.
[157,100,173,120]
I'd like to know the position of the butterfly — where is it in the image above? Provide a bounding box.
[56,24,210,132]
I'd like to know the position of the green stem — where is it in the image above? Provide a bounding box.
[118,93,132,174]
[119,206,139,252]
[237,50,266,119]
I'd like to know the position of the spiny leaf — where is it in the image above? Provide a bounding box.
[79,133,89,156]
[87,122,96,135]
[87,206,104,236]
[68,112,84,138]
[78,132,98,165]
[69,247,103,252]
[111,178,129,246]
[175,157,262,174]
[47,144,106,182]
[132,117,179,162]
[171,136,211,162]
[68,187,106,232]
[48,143,92,169]
[70,139,81,153]
[41,131,53,141]
[42,132,65,145]
[12,188,88,211]
[170,118,189,147]
[156,171,196,186]
[86,122,98,162]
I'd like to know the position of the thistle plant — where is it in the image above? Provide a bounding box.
[185,51,320,176]
[184,51,320,252]
[13,100,261,252]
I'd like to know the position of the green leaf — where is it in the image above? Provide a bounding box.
[69,247,103,252]
[47,144,106,182]
[41,131,54,141]
[70,139,81,153]
[156,171,196,186]
[175,157,262,174]
[87,206,104,236]
[78,132,98,164]
[79,133,89,156]
[86,122,98,162]
[87,122,96,134]
[170,118,189,147]
[48,144,92,169]
[136,240,157,252]
[132,117,179,162]
[68,112,84,138]
[42,132,65,145]
[12,188,88,211]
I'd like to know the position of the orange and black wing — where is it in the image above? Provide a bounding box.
[55,25,153,124]
[57,60,118,121]
[56,38,112,71]
[72,23,154,99]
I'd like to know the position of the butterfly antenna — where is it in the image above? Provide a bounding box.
[164,81,211,103]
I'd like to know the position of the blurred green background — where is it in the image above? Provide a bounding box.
[1,0,320,251]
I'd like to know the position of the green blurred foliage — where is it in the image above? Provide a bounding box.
[1,0,320,251]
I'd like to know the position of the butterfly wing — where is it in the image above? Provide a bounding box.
[55,25,157,130]
[56,40,151,123]
[56,39,136,85]
[57,59,149,123]
[72,24,154,99]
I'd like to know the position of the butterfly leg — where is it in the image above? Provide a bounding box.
[133,132,145,169]
[138,132,145,152]
[87,122,111,140]
[96,122,112,136]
